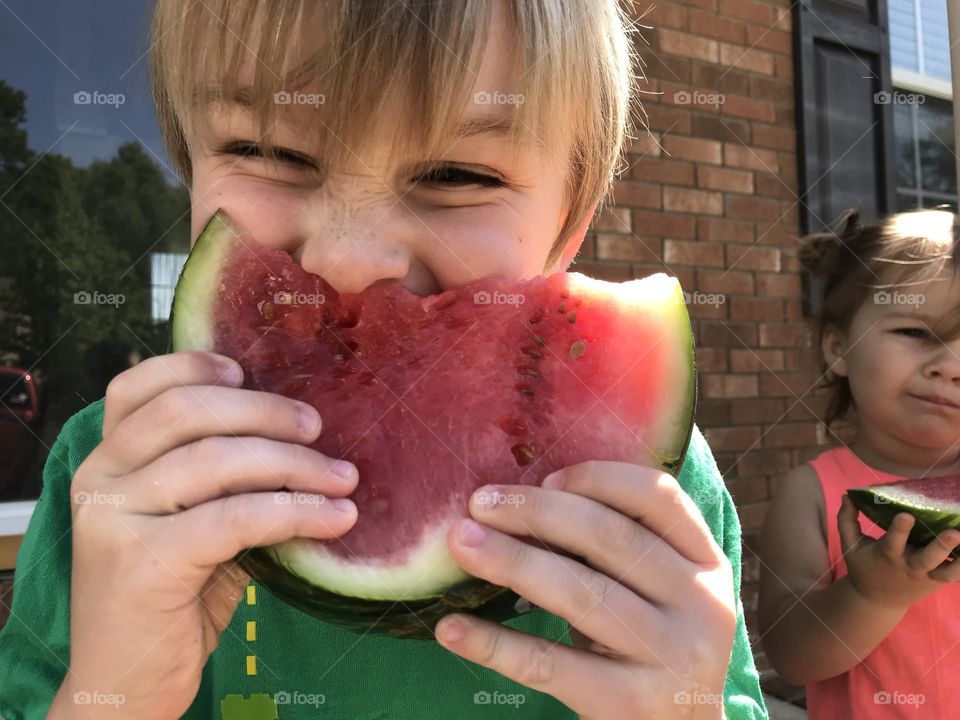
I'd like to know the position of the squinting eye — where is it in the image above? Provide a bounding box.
[221,141,316,169]
[896,328,930,340]
[415,166,504,188]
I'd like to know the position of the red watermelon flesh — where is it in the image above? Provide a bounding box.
[171,210,696,637]
[848,474,960,551]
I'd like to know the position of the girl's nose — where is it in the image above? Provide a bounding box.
[923,344,960,384]
[294,186,419,295]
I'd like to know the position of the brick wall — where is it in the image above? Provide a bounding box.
[581,0,835,684]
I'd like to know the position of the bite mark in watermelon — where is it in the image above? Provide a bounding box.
[848,475,960,553]
[171,210,697,638]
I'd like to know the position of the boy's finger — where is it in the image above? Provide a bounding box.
[101,385,321,474]
[168,491,357,572]
[912,529,960,573]
[103,351,243,436]
[126,436,358,514]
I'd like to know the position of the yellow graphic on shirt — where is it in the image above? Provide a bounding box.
[219,583,280,720]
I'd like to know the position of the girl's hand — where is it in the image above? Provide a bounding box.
[436,461,736,720]
[59,351,359,720]
[839,494,960,610]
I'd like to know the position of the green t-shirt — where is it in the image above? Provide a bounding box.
[0,399,767,719]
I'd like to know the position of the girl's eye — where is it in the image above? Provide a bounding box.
[221,141,316,169]
[896,328,930,340]
[414,166,504,188]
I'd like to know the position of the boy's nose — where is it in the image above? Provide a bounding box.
[294,188,419,295]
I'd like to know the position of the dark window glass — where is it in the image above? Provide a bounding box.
[0,0,190,503]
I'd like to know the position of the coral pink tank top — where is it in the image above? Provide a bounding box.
[806,447,960,719]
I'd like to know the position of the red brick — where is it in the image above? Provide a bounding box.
[664,186,724,215]
[775,54,793,80]
[690,61,753,97]
[750,76,793,105]
[686,297,728,319]
[726,476,770,504]
[697,268,754,295]
[659,28,720,63]
[737,502,769,531]
[688,10,746,43]
[731,348,784,372]
[696,347,729,372]
[719,0,776,25]
[573,261,633,282]
[727,195,783,221]
[735,448,794,477]
[698,166,755,193]
[647,104,695,134]
[720,43,776,76]
[590,206,632,232]
[705,425,763,451]
[760,371,818,398]
[775,7,792,31]
[649,3,687,29]
[730,296,785,321]
[613,181,662,209]
[595,234,663,263]
[731,397,787,425]
[725,244,782,271]
[756,272,801,298]
[664,239,725,267]
[632,210,697,239]
[672,0,718,13]
[763,422,820,449]
[626,132,664,157]
[745,25,792,55]
[663,135,723,164]
[696,398,730,425]
[752,124,796,152]
[692,114,751,144]
[701,374,760,399]
[630,157,696,186]
[698,320,758,347]
[699,218,755,243]
[759,322,811,348]
[721,94,777,123]
[757,222,799,247]
[724,143,780,172]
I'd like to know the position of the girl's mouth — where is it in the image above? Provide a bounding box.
[911,393,960,410]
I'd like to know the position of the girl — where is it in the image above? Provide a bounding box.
[760,208,960,718]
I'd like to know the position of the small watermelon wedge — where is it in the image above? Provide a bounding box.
[170,209,697,638]
[848,475,960,551]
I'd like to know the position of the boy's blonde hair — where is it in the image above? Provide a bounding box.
[800,208,960,426]
[149,0,644,269]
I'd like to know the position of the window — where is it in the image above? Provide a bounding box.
[889,0,957,211]
[0,0,190,510]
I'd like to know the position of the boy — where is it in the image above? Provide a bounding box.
[0,1,767,717]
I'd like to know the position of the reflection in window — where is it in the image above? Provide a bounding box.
[893,93,957,212]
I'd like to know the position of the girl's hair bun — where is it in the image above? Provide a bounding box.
[798,208,861,275]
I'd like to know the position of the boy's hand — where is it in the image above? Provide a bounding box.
[839,494,960,611]
[436,461,735,720]
[61,351,359,720]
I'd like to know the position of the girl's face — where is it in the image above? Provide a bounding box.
[185,1,590,297]
[825,275,960,463]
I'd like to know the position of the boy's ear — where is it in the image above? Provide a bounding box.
[821,322,849,378]
[550,202,599,273]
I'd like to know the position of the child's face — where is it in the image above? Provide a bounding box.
[825,275,960,453]
[186,1,590,297]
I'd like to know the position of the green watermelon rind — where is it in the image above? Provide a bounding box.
[170,209,698,639]
[848,485,960,550]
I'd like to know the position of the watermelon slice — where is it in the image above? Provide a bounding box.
[848,475,960,552]
[170,210,696,638]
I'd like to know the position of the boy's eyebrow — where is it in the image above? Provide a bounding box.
[200,85,516,141]
[885,310,941,322]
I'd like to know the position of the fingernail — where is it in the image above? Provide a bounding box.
[330,460,356,479]
[456,519,487,547]
[542,470,564,490]
[219,360,243,385]
[297,404,320,435]
[330,498,355,514]
[437,617,465,643]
